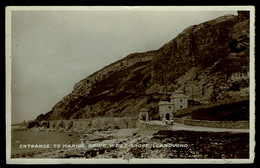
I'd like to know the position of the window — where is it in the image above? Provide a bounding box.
[180,99,183,103]
[169,106,171,109]
[180,106,183,109]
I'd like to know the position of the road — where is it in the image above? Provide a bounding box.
[172,123,249,133]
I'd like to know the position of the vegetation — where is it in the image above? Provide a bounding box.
[175,97,249,121]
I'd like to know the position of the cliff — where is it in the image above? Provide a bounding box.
[36,11,250,121]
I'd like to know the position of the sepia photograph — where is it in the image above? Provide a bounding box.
[5,6,255,164]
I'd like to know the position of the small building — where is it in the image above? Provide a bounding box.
[159,91,188,121]
[159,101,174,120]
[138,108,149,121]
[170,90,189,112]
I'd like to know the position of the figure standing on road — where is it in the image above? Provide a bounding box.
[171,119,174,126]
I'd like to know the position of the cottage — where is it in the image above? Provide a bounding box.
[159,101,174,120]
[159,91,188,121]
[138,108,149,121]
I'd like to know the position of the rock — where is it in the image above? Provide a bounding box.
[27,121,40,128]
[113,126,120,129]
[35,12,249,121]
[237,11,249,22]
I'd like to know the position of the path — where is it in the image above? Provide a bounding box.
[172,123,249,133]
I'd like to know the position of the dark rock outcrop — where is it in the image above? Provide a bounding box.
[36,11,250,121]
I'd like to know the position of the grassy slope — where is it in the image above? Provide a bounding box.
[176,99,249,121]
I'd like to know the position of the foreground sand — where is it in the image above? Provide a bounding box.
[11,127,249,159]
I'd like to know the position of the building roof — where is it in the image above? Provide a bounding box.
[170,91,189,99]
[140,108,148,112]
[159,101,174,106]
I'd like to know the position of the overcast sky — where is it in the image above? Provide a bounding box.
[11,8,237,124]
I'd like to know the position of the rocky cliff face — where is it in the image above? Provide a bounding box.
[36,11,250,121]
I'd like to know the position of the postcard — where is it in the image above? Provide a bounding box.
[6,6,255,164]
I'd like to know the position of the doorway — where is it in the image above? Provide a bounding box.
[142,115,146,121]
[166,113,170,120]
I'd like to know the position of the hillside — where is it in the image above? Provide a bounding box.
[36,11,250,121]
[176,99,249,121]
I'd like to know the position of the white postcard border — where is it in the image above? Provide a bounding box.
[5,6,255,164]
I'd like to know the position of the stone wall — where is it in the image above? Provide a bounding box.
[136,121,171,131]
[136,120,172,136]
[173,117,249,129]
[45,117,137,130]
[172,117,182,124]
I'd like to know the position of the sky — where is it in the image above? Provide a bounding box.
[10,8,237,124]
